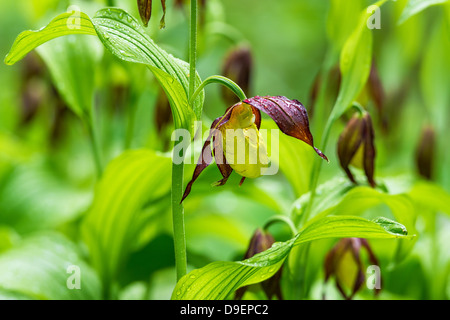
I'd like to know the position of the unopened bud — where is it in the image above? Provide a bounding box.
[137,0,166,28]
[337,111,376,187]
[324,238,380,300]
[221,46,253,105]
[236,229,282,300]
[415,125,435,180]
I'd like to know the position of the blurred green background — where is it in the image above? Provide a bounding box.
[0,0,449,300]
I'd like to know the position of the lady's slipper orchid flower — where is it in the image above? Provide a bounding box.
[181,96,327,202]
[337,111,376,187]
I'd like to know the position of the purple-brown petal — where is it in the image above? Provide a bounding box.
[160,0,166,29]
[337,114,365,184]
[181,107,235,202]
[244,96,327,161]
[137,0,152,27]
[362,114,376,188]
[212,128,233,186]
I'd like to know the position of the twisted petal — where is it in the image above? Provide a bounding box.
[181,108,234,202]
[244,96,327,161]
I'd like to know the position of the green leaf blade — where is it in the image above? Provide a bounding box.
[81,149,172,291]
[4,11,97,66]
[91,8,203,131]
[398,0,449,24]
[172,215,410,300]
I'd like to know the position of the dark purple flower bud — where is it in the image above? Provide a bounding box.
[221,46,253,105]
[324,238,380,300]
[415,125,435,180]
[137,0,166,28]
[235,229,283,300]
[337,111,376,187]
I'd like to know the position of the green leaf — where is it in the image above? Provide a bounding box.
[0,163,92,234]
[4,11,97,65]
[409,181,450,216]
[307,185,416,231]
[296,216,410,246]
[0,233,102,300]
[36,35,103,119]
[332,0,387,120]
[81,149,172,292]
[4,11,102,119]
[92,8,203,132]
[326,0,362,53]
[4,8,203,133]
[291,176,355,225]
[172,215,410,300]
[398,0,449,24]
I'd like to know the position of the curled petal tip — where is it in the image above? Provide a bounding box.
[315,147,329,162]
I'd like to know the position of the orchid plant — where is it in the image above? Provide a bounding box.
[4,0,448,301]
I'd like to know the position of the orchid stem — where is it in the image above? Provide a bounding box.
[264,215,298,237]
[172,0,198,282]
[300,114,334,227]
[172,159,187,281]
[189,0,198,100]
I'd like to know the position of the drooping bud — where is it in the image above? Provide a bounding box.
[235,229,283,300]
[137,0,152,27]
[415,125,435,180]
[324,238,380,300]
[337,111,376,187]
[137,0,166,28]
[221,46,253,105]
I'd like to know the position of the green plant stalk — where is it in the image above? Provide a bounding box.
[171,159,187,280]
[189,0,198,100]
[171,0,199,282]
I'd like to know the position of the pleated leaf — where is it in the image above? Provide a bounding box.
[172,215,410,300]
[0,233,102,300]
[81,149,171,289]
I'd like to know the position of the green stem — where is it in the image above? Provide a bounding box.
[189,75,247,106]
[171,160,187,280]
[189,0,198,100]
[299,114,334,227]
[263,215,298,237]
[171,0,199,282]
